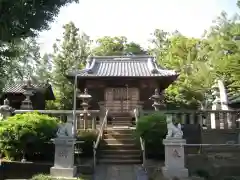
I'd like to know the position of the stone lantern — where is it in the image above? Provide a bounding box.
[0,98,14,120]
[78,88,92,129]
[149,88,165,111]
[20,79,35,110]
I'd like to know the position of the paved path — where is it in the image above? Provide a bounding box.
[93,165,148,180]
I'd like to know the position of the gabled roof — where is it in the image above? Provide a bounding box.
[67,56,178,78]
[2,81,55,100]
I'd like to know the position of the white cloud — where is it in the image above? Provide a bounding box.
[38,0,238,54]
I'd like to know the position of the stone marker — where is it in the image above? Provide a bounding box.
[50,116,77,178]
[162,138,188,179]
[50,137,77,178]
[162,115,189,179]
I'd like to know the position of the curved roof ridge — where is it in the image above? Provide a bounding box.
[92,55,154,59]
[67,55,179,78]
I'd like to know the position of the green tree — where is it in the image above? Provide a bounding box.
[201,12,240,97]
[52,22,91,109]
[150,10,240,108]
[93,36,146,56]
[150,29,214,108]
[15,38,41,81]
[0,0,78,93]
[35,53,53,82]
[1,38,41,86]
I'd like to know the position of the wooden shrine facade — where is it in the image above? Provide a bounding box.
[67,56,179,113]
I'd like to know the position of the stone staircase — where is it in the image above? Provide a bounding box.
[110,112,135,127]
[98,127,142,164]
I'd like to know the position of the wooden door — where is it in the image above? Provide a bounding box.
[105,87,139,113]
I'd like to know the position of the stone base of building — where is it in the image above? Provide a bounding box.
[50,166,77,178]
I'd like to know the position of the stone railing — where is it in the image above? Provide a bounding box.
[140,109,240,129]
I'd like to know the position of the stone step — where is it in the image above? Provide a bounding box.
[113,117,133,121]
[105,129,135,135]
[100,154,141,160]
[100,149,141,155]
[98,158,142,164]
[112,122,133,126]
[112,120,133,123]
[109,112,131,117]
[104,133,134,139]
[100,144,139,150]
[103,138,137,144]
[111,124,134,128]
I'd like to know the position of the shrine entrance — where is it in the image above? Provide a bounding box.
[104,87,139,113]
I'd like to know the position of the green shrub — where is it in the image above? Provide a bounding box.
[135,112,167,159]
[0,112,59,161]
[76,129,98,157]
[31,174,53,180]
[31,174,87,180]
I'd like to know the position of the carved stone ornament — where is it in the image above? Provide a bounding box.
[56,121,73,138]
[172,149,181,158]
[0,99,14,120]
[166,117,183,139]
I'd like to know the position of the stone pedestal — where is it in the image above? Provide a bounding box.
[162,138,189,179]
[50,137,77,178]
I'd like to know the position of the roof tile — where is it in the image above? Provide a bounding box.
[68,56,178,77]
[3,83,47,93]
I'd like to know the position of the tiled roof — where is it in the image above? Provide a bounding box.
[3,82,50,93]
[67,56,178,78]
[2,81,55,100]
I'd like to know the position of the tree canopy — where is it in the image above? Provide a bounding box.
[0,0,79,92]
[149,12,240,108]
[93,36,146,56]
[0,0,78,42]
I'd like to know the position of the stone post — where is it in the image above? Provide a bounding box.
[149,88,165,111]
[50,138,76,178]
[157,91,188,178]
[92,115,96,130]
[20,79,35,110]
[98,101,106,126]
[50,118,77,178]
[211,82,221,129]
[78,88,92,130]
[0,98,14,120]
[162,138,189,179]
[67,114,74,136]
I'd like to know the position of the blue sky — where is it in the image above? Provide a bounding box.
[38,0,239,54]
